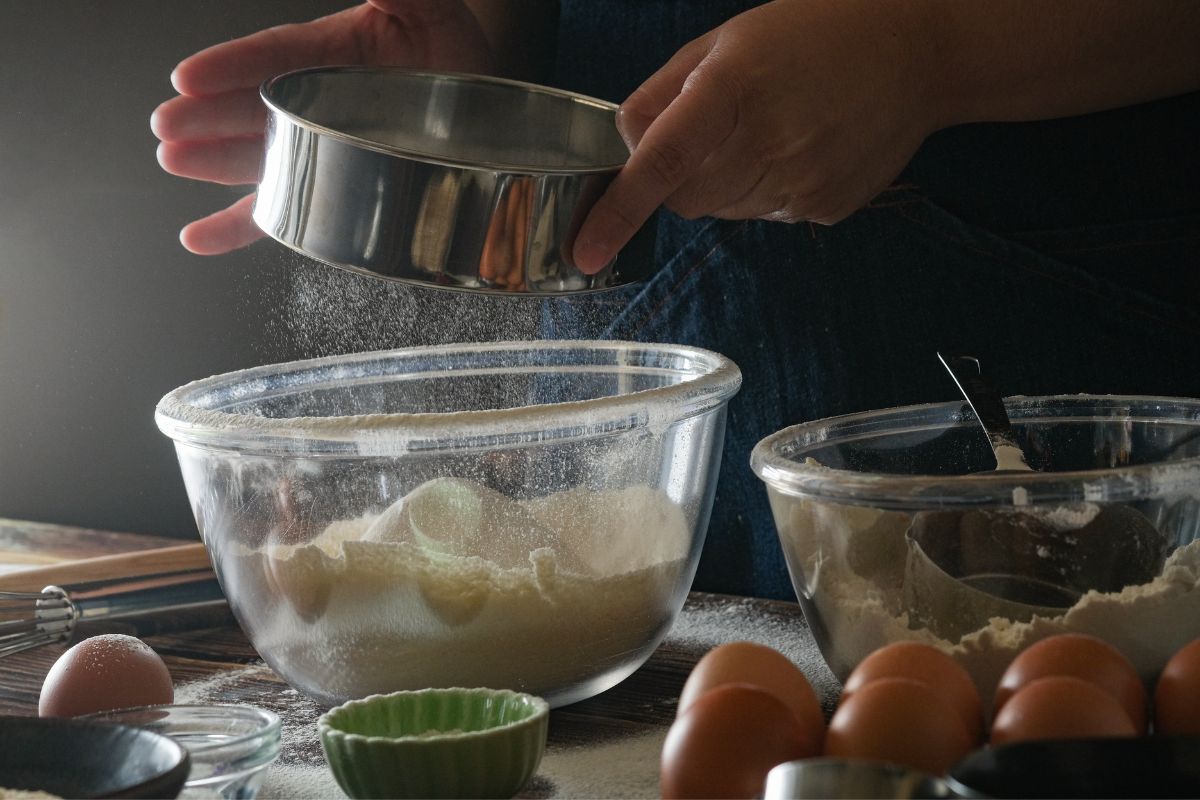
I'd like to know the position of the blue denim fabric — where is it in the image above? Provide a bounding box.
[545,1,1200,600]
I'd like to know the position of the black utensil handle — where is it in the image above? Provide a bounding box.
[938,353,1014,438]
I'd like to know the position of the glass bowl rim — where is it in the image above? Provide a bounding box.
[751,394,1200,507]
[79,703,282,754]
[155,340,742,455]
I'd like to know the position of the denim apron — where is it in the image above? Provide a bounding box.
[544,0,1200,600]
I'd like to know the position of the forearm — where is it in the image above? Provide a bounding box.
[464,0,559,81]
[920,0,1200,128]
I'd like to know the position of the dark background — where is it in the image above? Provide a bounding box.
[0,1,543,539]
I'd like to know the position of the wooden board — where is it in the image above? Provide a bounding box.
[0,518,178,569]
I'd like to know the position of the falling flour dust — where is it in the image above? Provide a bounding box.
[254,252,624,363]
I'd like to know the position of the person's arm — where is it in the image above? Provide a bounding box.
[153,0,556,255]
[929,0,1200,128]
[572,0,1200,273]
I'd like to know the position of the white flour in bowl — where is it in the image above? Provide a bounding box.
[227,480,692,705]
[771,494,1200,704]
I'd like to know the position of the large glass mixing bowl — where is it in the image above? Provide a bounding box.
[157,341,741,708]
[752,395,1200,701]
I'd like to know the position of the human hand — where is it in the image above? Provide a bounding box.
[152,0,495,255]
[572,0,941,273]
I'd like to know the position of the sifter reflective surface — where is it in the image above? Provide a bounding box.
[253,67,655,294]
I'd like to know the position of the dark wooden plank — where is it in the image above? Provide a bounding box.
[142,626,261,662]
[0,631,270,715]
[0,645,66,712]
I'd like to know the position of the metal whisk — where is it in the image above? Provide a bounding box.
[0,586,75,656]
[0,544,230,657]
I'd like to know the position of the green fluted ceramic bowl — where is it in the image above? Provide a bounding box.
[318,688,549,799]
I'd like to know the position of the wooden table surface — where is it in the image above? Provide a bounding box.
[0,518,838,799]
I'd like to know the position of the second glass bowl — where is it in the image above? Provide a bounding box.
[752,395,1200,699]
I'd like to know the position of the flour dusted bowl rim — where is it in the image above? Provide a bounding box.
[752,394,1200,509]
[156,340,742,455]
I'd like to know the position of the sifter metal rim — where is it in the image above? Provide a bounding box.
[259,65,627,175]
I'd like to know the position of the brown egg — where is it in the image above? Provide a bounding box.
[678,641,825,743]
[993,633,1146,732]
[39,634,174,718]
[991,675,1138,745]
[1154,638,1200,735]
[841,642,983,744]
[824,678,973,776]
[661,683,819,799]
